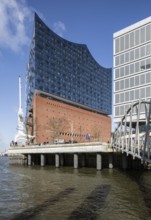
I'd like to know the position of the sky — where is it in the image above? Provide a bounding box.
[1,0,151,152]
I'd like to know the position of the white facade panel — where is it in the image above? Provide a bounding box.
[114,17,151,123]
[114,16,151,38]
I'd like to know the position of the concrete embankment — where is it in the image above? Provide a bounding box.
[8,142,144,170]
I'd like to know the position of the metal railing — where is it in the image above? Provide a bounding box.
[112,100,151,164]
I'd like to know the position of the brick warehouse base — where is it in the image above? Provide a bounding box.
[26,91,111,145]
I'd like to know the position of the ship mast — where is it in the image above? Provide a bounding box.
[19,75,22,109]
[14,75,26,144]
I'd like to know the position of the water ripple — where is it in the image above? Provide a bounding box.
[68,184,110,220]
[10,187,75,220]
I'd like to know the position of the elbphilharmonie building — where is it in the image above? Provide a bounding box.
[26,13,112,116]
[25,13,112,144]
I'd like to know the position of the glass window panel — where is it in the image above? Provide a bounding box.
[125,65,129,76]
[120,67,124,77]
[130,50,134,61]
[120,93,124,102]
[115,68,120,79]
[146,86,150,97]
[135,62,139,73]
[130,32,135,47]
[140,74,145,85]
[120,54,124,65]
[130,77,134,87]
[146,72,151,83]
[146,24,151,42]
[125,34,129,50]
[146,58,151,69]
[120,105,124,115]
[125,78,129,88]
[115,81,120,91]
[115,38,120,54]
[120,80,124,90]
[130,63,134,74]
[115,94,119,103]
[140,87,145,99]
[140,60,145,71]
[135,89,140,100]
[146,44,151,56]
[135,48,139,60]
[125,52,129,63]
[130,90,134,101]
[120,36,124,51]
[115,106,119,116]
[135,75,139,86]
[115,56,120,66]
[140,27,145,43]
[140,46,145,57]
[125,91,129,102]
[135,29,140,45]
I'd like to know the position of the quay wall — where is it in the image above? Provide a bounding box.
[8,142,143,170]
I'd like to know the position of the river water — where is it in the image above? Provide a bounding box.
[0,157,151,220]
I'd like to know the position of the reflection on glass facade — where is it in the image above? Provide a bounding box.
[114,17,151,123]
[26,13,112,117]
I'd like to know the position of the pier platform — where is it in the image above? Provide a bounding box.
[8,142,114,170]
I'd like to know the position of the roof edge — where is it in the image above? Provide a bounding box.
[33,89,110,116]
[114,16,151,38]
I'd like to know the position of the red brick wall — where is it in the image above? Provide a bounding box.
[27,94,111,144]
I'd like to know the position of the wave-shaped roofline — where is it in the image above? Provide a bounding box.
[34,13,111,70]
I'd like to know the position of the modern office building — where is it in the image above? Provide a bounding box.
[26,13,112,144]
[113,17,151,123]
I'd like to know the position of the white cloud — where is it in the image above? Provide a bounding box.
[53,21,66,37]
[0,0,32,52]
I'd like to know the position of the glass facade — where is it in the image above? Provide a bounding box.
[114,17,151,123]
[26,13,112,117]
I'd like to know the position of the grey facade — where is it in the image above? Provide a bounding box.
[114,17,151,123]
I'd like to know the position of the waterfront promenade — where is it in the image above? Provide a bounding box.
[8,142,112,154]
[8,142,114,170]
